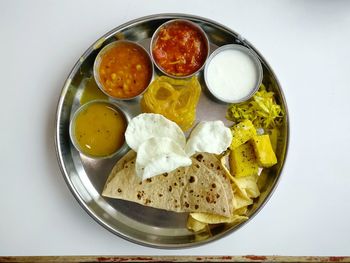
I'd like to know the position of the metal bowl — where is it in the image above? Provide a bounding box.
[150,19,210,78]
[55,13,289,248]
[69,100,130,159]
[93,40,154,100]
[204,44,263,104]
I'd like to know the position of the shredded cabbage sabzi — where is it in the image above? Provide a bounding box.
[226,84,284,129]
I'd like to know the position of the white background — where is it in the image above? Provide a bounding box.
[1,0,350,256]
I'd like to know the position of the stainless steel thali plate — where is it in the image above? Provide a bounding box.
[55,13,289,248]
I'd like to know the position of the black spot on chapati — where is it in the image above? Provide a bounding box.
[212,183,216,188]
[185,202,189,208]
[146,178,152,183]
[163,173,168,177]
[168,186,172,192]
[196,154,203,162]
[189,190,194,193]
[174,182,177,186]
[216,194,220,198]
[217,165,220,170]
[223,208,226,213]
[158,193,163,197]
[137,193,141,200]
[195,205,199,209]
[210,163,214,168]
[189,176,195,183]
[117,188,122,193]
[195,164,200,168]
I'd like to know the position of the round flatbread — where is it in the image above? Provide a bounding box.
[102,151,234,217]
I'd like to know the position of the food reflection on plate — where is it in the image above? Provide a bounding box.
[65,17,286,238]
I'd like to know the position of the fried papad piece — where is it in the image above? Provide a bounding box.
[102,151,233,217]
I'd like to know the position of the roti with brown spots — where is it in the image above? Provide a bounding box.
[102,150,233,217]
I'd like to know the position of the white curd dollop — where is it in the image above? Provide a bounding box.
[205,46,261,103]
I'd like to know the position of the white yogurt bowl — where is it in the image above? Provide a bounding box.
[204,44,263,104]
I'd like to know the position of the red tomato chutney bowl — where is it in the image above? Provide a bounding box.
[93,40,154,100]
[150,19,210,78]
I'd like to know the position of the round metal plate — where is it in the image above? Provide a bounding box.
[55,13,289,248]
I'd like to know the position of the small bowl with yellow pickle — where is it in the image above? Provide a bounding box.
[93,40,154,100]
[69,100,129,159]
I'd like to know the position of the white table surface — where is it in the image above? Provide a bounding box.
[1,0,350,257]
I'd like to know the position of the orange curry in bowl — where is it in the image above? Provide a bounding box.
[152,20,208,77]
[97,41,153,99]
